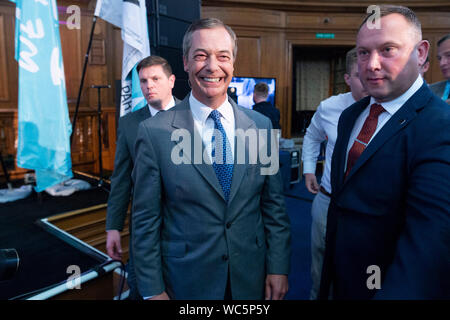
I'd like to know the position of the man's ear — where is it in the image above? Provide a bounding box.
[183,57,188,72]
[344,73,351,87]
[416,39,430,66]
[169,74,176,88]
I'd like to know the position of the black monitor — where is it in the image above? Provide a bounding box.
[229,76,276,109]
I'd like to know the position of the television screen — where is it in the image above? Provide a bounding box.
[228,77,276,109]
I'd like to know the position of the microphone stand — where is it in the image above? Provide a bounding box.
[91,85,111,192]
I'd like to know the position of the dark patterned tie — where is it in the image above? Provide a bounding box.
[345,103,385,178]
[209,110,233,202]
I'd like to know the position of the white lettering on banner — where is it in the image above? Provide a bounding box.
[18,36,39,73]
[51,0,58,21]
[35,0,49,6]
[121,85,132,114]
[20,19,44,39]
[50,47,65,87]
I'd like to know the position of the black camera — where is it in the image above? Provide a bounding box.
[0,249,19,281]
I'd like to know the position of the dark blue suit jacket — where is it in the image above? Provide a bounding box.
[319,83,450,299]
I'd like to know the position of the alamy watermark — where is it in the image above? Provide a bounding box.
[66,264,81,289]
[366,5,381,30]
[366,265,381,290]
[170,128,281,176]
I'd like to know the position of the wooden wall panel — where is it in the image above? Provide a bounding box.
[0,2,18,109]
[0,14,8,101]
[234,36,262,76]
[202,5,450,137]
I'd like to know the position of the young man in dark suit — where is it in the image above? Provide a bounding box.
[252,82,281,130]
[320,5,450,299]
[105,55,179,299]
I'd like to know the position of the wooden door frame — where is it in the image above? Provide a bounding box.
[285,39,356,138]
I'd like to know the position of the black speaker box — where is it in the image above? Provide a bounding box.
[145,0,200,100]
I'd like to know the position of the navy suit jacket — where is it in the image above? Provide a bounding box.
[319,83,450,299]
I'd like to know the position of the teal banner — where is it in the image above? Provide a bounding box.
[11,0,73,192]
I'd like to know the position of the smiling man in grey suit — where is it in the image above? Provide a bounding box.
[106,55,179,299]
[132,18,291,300]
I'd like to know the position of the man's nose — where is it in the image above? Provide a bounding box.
[206,56,219,72]
[366,51,382,71]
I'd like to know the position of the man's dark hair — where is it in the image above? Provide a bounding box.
[136,55,173,77]
[359,5,422,40]
[437,33,450,47]
[345,47,358,74]
[254,82,269,98]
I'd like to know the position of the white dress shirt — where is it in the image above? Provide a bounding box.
[148,96,176,116]
[189,93,235,162]
[302,92,356,194]
[345,75,424,166]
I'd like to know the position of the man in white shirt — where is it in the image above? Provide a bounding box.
[302,47,367,299]
[105,55,178,299]
[131,18,291,300]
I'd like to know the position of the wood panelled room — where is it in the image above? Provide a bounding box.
[1,0,449,179]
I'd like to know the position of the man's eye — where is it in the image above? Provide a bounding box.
[383,47,396,55]
[358,50,368,56]
[194,54,207,61]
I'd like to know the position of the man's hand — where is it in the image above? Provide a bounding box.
[445,98,450,105]
[106,230,122,260]
[148,291,170,300]
[304,173,319,194]
[265,274,288,300]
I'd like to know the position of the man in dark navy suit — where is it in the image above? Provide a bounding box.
[252,82,281,130]
[319,5,450,299]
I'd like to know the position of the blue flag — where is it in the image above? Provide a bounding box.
[11,0,73,192]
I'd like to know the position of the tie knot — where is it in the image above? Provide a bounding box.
[369,103,385,117]
[209,109,221,123]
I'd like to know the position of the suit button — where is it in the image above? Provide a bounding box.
[222,254,229,261]
[226,222,232,229]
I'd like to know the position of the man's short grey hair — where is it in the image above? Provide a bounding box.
[182,18,238,60]
[359,5,422,41]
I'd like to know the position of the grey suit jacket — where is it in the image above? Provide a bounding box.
[429,80,447,98]
[106,98,180,231]
[131,95,291,299]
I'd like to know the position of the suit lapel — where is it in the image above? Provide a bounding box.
[332,97,370,192]
[135,105,151,123]
[228,99,256,204]
[343,83,432,185]
[171,96,225,201]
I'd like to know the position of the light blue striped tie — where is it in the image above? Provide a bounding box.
[209,110,233,202]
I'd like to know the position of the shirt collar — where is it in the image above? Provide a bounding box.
[189,93,234,124]
[148,96,176,117]
[370,75,423,115]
